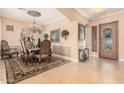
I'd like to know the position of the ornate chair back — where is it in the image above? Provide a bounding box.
[24,40,33,50]
[20,39,30,62]
[1,40,18,59]
[40,39,51,55]
[20,40,26,53]
[1,40,10,52]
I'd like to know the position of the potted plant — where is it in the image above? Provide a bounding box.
[61,29,69,40]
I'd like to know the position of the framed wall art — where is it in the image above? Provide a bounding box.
[6,25,14,31]
[78,23,85,40]
[50,28,60,43]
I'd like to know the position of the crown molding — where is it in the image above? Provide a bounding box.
[75,9,124,21]
[75,8,90,20]
[90,10,124,21]
[0,14,64,26]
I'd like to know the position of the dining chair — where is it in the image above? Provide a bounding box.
[20,39,27,62]
[39,39,52,62]
[20,39,39,65]
[1,40,18,59]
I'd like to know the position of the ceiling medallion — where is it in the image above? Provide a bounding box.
[27,10,41,17]
[22,10,42,34]
[18,8,26,11]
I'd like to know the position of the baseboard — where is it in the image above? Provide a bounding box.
[90,55,124,62]
[52,54,78,62]
[89,54,99,58]
[119,59,124,62]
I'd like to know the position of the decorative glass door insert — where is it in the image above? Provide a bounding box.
[103,28,112,50]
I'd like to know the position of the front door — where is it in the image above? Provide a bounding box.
[99,21,118,60]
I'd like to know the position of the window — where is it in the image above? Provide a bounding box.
[92,26,97,52]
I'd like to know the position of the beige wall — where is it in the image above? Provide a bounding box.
[44,17,79,61]
[0,16,1,44]
[0,16,1,50]
[88,12,124,60]
[1,16,43,47]
[52,45,71,57]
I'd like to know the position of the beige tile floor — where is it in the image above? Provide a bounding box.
[1,57,124,84]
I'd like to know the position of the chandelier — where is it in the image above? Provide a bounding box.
[95,8,104,14]
[22,10,42,34]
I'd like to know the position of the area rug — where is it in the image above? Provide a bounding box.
[4,57,70,84]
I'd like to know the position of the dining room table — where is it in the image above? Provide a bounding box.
[28,48,40,54]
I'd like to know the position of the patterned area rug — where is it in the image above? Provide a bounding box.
[4,57,70,84]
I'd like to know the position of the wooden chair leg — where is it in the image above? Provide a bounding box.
[17,52,18,57]
[35,57,37,64]
[9,54,12,58]
[22,56,25,62]
[25,56,29,66]
[1,55,3,59]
